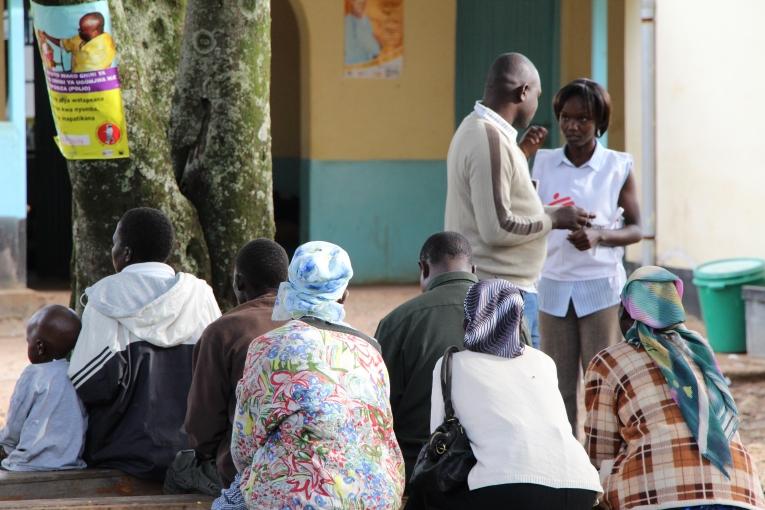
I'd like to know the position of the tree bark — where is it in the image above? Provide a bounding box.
[46,0,212,310]
[170,0,275,309]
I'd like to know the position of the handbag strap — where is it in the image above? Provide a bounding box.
[440,346,460,419]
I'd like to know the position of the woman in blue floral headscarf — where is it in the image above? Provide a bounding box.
[213,241,404,510]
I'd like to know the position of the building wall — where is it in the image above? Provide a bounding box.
[622,0,643,264]
[560,0,591,87]
[560,0,625,151]
[273,0,456,282]
[0,0,27,287]
[1,0,6,120]
[653,0,765,269]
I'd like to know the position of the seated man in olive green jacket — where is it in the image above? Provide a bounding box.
[376,232,476,489]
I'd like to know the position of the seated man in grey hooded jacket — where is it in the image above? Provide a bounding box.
[68,207,221,481]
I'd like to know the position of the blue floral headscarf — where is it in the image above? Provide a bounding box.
[272,241,353,324]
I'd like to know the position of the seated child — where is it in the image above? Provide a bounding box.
[0,305,87,471]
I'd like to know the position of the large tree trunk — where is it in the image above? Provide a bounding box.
[43,0,274,311]
[52,0,211,310]
[170,0,275,309]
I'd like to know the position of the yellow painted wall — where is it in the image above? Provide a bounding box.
[652,0,765,269]
[623,0,643,263]
[607,0,625,152]
[559,0,624,151]
[275,0,456,161]
[560,0,591,85]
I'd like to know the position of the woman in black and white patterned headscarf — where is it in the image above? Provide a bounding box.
[463,279,526,358]
[413,279,602,510]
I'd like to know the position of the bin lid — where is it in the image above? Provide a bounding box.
[694,258,765,281]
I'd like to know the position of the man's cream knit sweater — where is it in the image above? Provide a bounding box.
[444,111,553,289]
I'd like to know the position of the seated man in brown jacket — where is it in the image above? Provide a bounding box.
[164,239,289,495]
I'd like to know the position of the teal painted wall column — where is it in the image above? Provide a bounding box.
[0,0,28,287]
[299,160,447,283]
[591,0,608,147]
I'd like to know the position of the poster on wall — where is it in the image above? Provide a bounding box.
[344,0,403,79]
[31,0,129,160]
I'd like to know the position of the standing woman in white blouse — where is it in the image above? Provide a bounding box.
[533,79,642,433]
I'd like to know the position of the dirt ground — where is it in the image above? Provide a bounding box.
[1,285,764,482]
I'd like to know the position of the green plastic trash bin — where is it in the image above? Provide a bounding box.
[693,258,765,353]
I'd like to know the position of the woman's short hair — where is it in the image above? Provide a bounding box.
[553,78,611,137]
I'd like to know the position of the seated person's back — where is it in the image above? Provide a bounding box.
[68,207,221,480]
[375,231,477,484]
[436,348,595,488]
[167,239,289,493]
[417,280,601,510]
[0,305,86,471]
[585,266,765,510]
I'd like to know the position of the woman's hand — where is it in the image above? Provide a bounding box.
[567,228,602,251]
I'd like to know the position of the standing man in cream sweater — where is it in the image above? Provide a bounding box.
[445,53,593,348]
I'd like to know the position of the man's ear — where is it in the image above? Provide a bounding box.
[518,83,530,102]
[123,246,132,264]
[419,260,430,279]
[35,339,45,357]
[233,271,245,292]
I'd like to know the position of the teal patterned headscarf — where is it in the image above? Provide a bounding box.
[621,266,739,477]
[272,241,353,324]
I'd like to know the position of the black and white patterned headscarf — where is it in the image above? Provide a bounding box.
[463,279,525,358]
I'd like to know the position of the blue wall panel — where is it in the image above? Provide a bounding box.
[302,160,446,283]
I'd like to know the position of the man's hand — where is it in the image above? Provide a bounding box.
[550,206,595,230]
[567,228,602,251]
[519,125,548,159]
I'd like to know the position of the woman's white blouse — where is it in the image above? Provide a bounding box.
[430,349,603,493]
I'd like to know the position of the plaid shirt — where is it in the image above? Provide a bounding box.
[584,341,765,510]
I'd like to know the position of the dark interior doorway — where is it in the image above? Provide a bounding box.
[271,0,302,257]
[26,3,72,289]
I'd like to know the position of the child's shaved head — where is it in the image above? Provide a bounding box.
[26,305,81,364]
[78,12,105,41]
[81,12,105,31]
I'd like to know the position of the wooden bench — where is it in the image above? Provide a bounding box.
[0,494,214,509]
[0,469,164,501]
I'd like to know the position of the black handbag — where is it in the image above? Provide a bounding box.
[408,346,476,493]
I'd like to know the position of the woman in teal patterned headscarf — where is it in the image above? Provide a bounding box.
[620,266,739,476]
[583,265,764,510]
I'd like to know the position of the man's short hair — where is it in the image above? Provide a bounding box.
[235,239,289,289]
[118,207,175,263]
[419,231,472,265]
[553,78,611,137]
[483,52,537,103]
